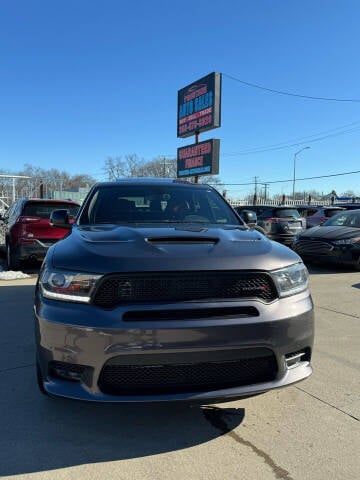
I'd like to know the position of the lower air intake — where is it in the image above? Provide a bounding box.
[98,349,278,395]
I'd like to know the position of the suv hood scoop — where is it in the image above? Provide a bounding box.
[146,236,219,245]
[51,224,299,272]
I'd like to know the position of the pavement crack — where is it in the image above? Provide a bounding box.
[202,406,294,480]
[316,305,359,319]
[0,363,34,374]
[294,386,359,421]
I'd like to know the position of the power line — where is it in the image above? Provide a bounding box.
[223,73,360,103]
[210,169,360,186]
[223,125,360,156]
[223,121,360,156]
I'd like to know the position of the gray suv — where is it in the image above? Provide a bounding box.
[235,205,306,245]
[34,179,314,403]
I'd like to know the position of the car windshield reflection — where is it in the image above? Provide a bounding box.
[79,184,240,226]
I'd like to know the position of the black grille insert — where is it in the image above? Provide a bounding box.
[98,349,278,395]
[123,306,259,322]
[93,271,278,308]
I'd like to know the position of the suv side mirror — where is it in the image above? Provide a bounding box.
[241,210,257,225]
[50,209,72,229]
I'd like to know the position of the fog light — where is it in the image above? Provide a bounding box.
[49,361,86,382]
[285,351,306,369]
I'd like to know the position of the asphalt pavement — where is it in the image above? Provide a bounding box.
[0,261,359,480]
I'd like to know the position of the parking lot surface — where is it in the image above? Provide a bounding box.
[0,263,359,479]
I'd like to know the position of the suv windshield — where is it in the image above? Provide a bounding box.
[272,209,301,219]
[324,211,360,227]
[79,184,240,225]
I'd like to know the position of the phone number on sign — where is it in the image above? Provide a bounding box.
[178,115,213,134]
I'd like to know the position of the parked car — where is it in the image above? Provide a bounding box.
[293,209,360,270]
[34,178,314,403]
[333,203,360,211]
[0,198,80,270]
[296,205,345,228]
[235,205,306,245]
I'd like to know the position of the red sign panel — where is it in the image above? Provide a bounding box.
[177,139,220,178]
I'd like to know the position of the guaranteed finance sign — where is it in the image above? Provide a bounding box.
[177,72,221,138]
[177,139,220,177]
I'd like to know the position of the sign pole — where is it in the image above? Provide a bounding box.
[194,131,200,183]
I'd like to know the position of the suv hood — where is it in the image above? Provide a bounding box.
[49,224,301,273]
[299,225,360,240]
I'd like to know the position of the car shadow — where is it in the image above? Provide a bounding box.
[0,283,245,476]
[0,372,245,476]
[307,264,358,275]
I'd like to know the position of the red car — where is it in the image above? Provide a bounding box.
[0,198,80,270]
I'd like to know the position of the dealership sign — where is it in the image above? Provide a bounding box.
[177,139,220,177]
[177,72,222,138]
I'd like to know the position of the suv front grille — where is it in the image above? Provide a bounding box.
[92,271,278,307]
[98,349,278,395]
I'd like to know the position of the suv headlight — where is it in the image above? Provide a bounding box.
[333,237,360,245]
[271,263,309,298]
[40,268,101,303]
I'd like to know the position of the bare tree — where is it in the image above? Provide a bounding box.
[104,155,145,179]
[103,155,222,185]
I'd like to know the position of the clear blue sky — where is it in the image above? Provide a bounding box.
[1,0,359,199]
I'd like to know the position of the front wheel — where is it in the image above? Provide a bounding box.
[6,242,21,270]
[354,256,360,271]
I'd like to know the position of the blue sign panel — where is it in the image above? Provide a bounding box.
[177,73,222,138]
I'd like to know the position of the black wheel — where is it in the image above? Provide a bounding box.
[354,256,360,271]
[6,242,21,270]
[36,360,49,396]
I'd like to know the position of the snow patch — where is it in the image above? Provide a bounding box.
[0,270,31,280]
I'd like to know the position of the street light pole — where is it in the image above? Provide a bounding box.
[292,147,310,201]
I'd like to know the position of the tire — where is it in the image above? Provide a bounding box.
[36,360,49,396]
[354,256,360,271]
[301,256,316,265]
[6,242,21,270]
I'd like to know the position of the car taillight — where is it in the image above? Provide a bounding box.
[17,216,41,224]
[20,239,36,245]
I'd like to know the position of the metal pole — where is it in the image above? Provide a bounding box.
[292,153,297,201]
[292,147,310,201]
[194,131,200,183]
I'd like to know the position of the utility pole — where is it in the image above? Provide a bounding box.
[263,183,269,201]
[253,176,259,205]
[292,147,310,200]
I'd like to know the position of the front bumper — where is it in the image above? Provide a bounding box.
[293,243,360,267]
[34,293,314,403]
[16,239,55,262]
[267,233,300,245]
